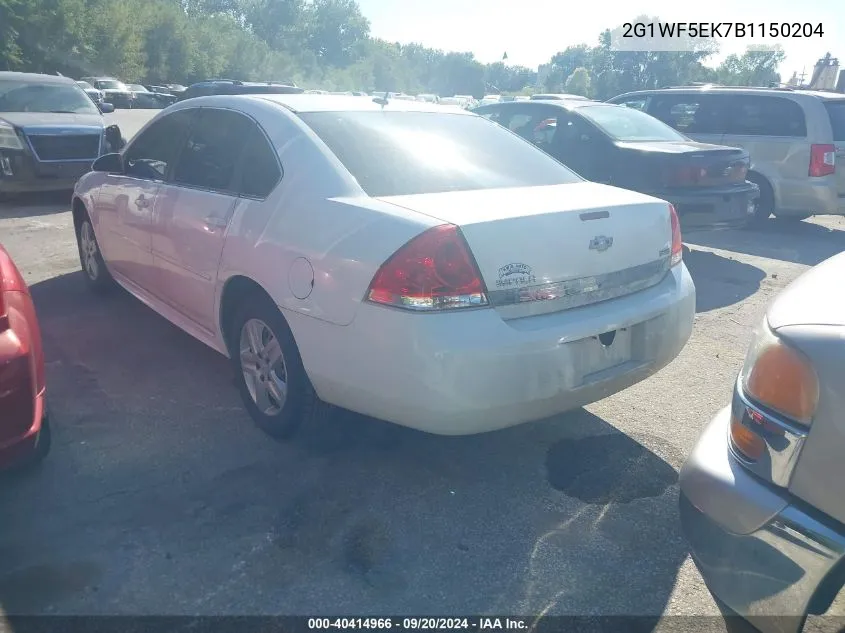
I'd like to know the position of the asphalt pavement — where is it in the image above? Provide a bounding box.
[1,109,845,625]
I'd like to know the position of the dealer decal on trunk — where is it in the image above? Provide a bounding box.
[497,263,536,288]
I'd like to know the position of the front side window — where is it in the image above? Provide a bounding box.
[299,110,582,197]
[575,105,688,142]
[615,96,650,111]
[0,80,99,115]
[170,108,253,192]
[124,109,196,181]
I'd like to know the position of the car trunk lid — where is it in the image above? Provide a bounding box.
[615,140,750,189]
[378,181,674,320]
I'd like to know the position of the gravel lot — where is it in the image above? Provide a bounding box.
[2,109,845,624]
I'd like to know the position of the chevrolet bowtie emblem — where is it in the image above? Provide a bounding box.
[589,235,613,252]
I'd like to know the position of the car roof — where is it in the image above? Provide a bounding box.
[253,93,474,114]
[480,99,609,111]
[0,71,76,85]
[613,87,845,102]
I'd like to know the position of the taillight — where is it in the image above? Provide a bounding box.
[366,224,489,311]
[669,204,683,267]
[0,289,7,332]
[809,144,836,177]
[665,165,706,187]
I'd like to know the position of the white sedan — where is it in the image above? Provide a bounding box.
[71,94,696,437]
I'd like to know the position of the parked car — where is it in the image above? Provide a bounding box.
[79,77,136,109]
[680,251,845,633]
[69,94,694,438]
[473,99,760,231]
[75,80,115,112]
[0,72,122,197]
[608,87,845,224]
[179,80,304,100]
[0,244,50,470]
[531,93,589,101]
[126,84,177,108]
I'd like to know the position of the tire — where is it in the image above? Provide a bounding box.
[228,294,316,440]
[744,173,774,228]
[75,215,115,293]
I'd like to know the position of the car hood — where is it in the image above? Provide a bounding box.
[768,252,845,329]
[614,140,748,155]
[0,112,104,127]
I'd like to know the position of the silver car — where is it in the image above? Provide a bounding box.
[680,251,845,633]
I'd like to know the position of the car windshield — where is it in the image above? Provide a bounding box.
[576,104,687,142]
[0,80,99,114]
[128,85,148,92]
[77,81,95,90]
[299,110,582,197]
[96,80,127,91]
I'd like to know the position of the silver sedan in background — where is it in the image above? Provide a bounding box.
[680,251,845,633]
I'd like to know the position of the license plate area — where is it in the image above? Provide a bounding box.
[576,327,633,384]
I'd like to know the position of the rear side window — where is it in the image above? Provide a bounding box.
[298,111,582,197]
[648,94,726,134]
[824,102,845,141]
[724,95,807,137]
[235,125,282,198]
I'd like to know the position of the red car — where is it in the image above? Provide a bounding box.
[0,244,50,469]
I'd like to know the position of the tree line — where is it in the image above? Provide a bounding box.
[0,0,786,99]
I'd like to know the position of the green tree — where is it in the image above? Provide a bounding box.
[717,46,785,87]
[564,67,591,96]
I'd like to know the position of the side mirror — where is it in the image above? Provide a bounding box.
[99,102,115,114]
[92,153,124,173]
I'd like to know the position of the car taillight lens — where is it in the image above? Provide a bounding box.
[669,204,683,267]
[809,144,836,177]
[741,320,819,426]
[0,289,7,333]
[366,224,489,311]
[665,165,706,187]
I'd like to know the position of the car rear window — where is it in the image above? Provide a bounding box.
[575,104,688,142]
[825,101,845,141]
[297,110,582,197]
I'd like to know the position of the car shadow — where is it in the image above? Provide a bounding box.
[682,246,766,313]
[0,271,779,626]
[688,220,845,267]
[0,191,72,218]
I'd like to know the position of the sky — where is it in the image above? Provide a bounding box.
[355,0,843,80]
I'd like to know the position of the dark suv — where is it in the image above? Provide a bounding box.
[179,80,305,101]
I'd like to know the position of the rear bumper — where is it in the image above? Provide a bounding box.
[679,408,845,633]
[0,389,47,469]
[289,262,695,435]
[649,183,760,231]
[0,148,92,194]
[774,175,844,217]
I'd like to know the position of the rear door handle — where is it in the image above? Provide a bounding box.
[134,195,150,209]
[204,216,229,230]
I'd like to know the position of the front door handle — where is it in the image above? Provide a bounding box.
[134,195,150,209]
[204,216,228,230]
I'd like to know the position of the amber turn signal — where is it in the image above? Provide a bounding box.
[730,416,765,461]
